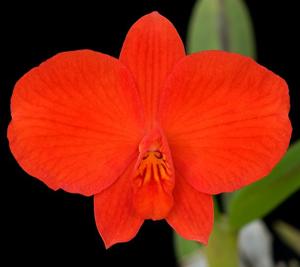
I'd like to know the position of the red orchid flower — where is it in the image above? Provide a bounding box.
[8,12,291,248]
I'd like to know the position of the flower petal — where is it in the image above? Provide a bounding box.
[94,161,143,248]
[120,12,185,127]
[166,171,213,244]
[160,51,292,194]
[8,50,144,196]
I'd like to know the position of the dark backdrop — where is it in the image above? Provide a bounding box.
[1,1,299,266]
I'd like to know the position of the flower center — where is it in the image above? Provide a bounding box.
[135,150,172,186]
[131,128,175,220]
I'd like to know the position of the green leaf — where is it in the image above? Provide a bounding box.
[273,221,300,256]
[228,141,300,230]
[187,0,256,58]
[174,232,201,262]
[204,216,239,267]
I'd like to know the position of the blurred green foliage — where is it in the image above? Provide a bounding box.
[274,221,300,256]
[187,0,255,58]
[228,141,300,230]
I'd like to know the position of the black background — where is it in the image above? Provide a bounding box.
[1,0,299,266]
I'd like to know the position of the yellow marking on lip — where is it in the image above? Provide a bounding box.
[136,150,172,185]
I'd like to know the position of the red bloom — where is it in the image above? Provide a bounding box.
[8,12,291,248]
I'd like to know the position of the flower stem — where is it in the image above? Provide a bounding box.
[204,216,239,267]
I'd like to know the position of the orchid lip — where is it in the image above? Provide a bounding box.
[131,128,175,220]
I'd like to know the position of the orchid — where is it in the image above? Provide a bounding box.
[8,12,291,248]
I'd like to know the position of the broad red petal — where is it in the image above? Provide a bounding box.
[94,161,143,248]
[167,171,213,244]
[160,51,292,194]
[8,50,144,196]
[120,12,185,127]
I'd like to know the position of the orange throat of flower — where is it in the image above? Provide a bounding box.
[132,130,175,220]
